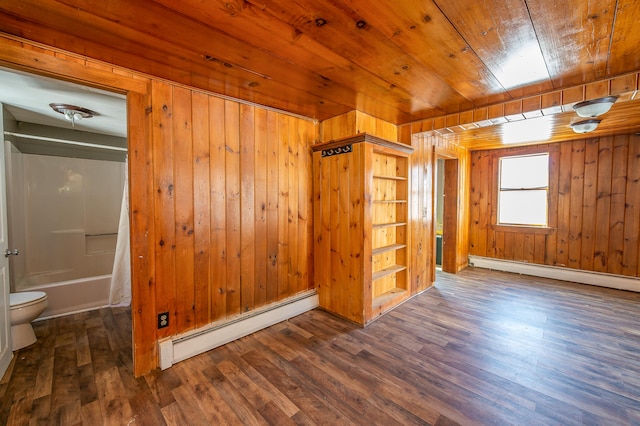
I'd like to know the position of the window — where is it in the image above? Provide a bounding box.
[498,153,549,226]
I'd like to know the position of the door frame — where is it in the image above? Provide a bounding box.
[434,147,464,274]
[0,103,14,378]
[441,157,459,272]
[0,40,152,374]
[432,145,468,274]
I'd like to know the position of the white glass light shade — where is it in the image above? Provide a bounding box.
[570,119,601,134]
[573,96,617,118]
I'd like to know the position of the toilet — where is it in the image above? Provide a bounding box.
[9,291,48,351]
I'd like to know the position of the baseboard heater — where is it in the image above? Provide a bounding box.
[158,290,319,370]
[468,256,640,293]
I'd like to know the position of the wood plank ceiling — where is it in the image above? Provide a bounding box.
[1,0,640,147]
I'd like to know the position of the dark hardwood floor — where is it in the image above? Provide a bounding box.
[2,267,640,425]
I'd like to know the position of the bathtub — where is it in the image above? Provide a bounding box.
[19,274,112,320]
[12,235,117,319]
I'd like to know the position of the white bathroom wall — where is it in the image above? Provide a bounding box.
[9,151,125,289]
[84,159,126,242]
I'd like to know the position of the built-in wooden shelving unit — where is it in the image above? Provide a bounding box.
[312,133,413,325]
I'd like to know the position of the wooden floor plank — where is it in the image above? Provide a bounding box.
[240,349,347,424]
[144,367,181,409]
[79,400,103,425]
[256,400,297,426]
[170,384,211,423]
[2,269,640,425]
[28,395,51,426]
[211,348,301,418]
[160,401,190,426]
[94,366,134,424]
[50,344,80,420]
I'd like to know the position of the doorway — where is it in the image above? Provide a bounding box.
[435,159,444,268]
[434,155,459,273]
[0,67,129,366]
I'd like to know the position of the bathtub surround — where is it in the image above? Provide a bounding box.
[5,145,126,318]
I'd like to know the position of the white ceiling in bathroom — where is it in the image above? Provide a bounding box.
[0,67,127,138]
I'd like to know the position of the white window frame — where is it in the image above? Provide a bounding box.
[497,153,549,227]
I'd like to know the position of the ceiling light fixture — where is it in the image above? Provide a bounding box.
[570,119,601,134]
[49,103,97,127]
[573,96,617,118]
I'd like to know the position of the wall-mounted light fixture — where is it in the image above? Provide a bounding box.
[570,119,601,134]
[49,103,97,127]
[573,96,617,118]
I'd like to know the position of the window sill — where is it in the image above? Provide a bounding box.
[491,224,555,235]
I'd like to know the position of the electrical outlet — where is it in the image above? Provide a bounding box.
[158,312,169,329]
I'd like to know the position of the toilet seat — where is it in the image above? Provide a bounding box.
[10,291,48,309]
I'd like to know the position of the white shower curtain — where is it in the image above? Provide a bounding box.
[109,159,131,306]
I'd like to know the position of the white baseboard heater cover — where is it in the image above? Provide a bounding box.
[468,256,640,293]
[158,290,319,370]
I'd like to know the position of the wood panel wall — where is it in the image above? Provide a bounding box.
[0,34,316,376]
[405,131,436,291]
[320,110,397,142]
[469,133,640,277]
[150,81,316,341]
